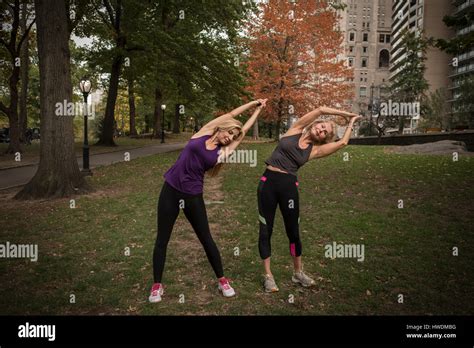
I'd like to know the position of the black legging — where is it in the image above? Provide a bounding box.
[153,181,224,283]
[257,169,301,259]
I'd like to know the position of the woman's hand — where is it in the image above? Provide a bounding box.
[256,98,268,108]
[350,115,363,123]
[342,112,360,120]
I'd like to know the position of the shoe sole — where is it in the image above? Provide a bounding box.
[149,289,164,303]
[292,277,315,287]
[218,287,236,297]
[264,287,279,293]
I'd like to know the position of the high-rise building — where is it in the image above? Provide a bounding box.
[338,0,393,117]
[449,0,474,127]
[390,0,454,132]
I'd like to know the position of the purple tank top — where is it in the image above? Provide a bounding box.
[164,135,220,195]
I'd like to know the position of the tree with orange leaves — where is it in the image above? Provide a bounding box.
[244,0,353,138]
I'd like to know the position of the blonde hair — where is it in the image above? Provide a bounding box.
[303,119,338,144]
[207,118,244,177]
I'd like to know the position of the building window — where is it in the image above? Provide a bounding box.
[360,87,367,97]
[348,57,354,67]
[363,33,369,41]
[349,46,354,53]
[349,32,355,41]
[379,34,390,43]
[362,58,368,68]
[379,49,390,68]
[363,46,368,54]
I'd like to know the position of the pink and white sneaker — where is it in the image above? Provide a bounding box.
[218,277,236,297]
[149,283,164,303]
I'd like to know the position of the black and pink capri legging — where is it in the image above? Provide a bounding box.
[257,169,302,259]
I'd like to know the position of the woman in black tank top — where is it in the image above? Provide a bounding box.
[258,106,362,292]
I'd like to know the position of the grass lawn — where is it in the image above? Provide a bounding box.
[0,143,472,315]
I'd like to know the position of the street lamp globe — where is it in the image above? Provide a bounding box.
[79,79,91,94]
[161,104,166,111]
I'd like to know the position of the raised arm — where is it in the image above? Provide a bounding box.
[290,106,359,132]
[309,116,362,160]
[217,100,267,162]
[193,100,262,138]
[206,101,260,128]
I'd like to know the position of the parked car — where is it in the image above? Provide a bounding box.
[31,127,40,140]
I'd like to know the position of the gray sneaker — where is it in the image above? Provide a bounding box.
[263,274,279,292]
[292,270,315,287]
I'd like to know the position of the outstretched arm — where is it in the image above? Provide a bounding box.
[291,106,359,132]
[193,100,263,139]
[205,101,261,128]
[309,116,362,160]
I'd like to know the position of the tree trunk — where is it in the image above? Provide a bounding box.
[97,52,122,146]
[275,119,282,140]
[252,120,259,140]
[173,103,180,133]
[5,67,21,154]
[398,116,404,134]
[144,116,150,133]
[153,87,162,138]
[16,0,88,199]
[127,78,137,136]
[268,122,272,139]
[274,96,284,140]
[19,0,29,143]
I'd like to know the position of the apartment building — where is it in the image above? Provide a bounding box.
[339,0,393,117]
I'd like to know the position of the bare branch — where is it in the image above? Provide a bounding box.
[9,0,21,50]
[103,0,115,27]
[16,17,35,55]
[114,0,122,31]
[93,2,113,30]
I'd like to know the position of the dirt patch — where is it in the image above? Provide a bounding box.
[0,184,130,215]
[155,172,228,306]
[204,175,224,202]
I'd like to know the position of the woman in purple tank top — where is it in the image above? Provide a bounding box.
[258,106,362,293]
[149,99,268,303]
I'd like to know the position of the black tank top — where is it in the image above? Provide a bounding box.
[265,133,313,176]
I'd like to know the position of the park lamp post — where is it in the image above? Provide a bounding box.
[79,78,92,176]
[161,104,166,144]
[369,84,375,135]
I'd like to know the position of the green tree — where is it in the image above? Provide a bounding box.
[419,88,450,130]
[0,0,35,154]
[390,29,429,134]
[435,10,474,55]
[453,76,474,128]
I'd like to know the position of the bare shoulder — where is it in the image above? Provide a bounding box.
[191,128,214,139]
[281,127,303,138]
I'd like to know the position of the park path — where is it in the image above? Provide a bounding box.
[0,142,186,190]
